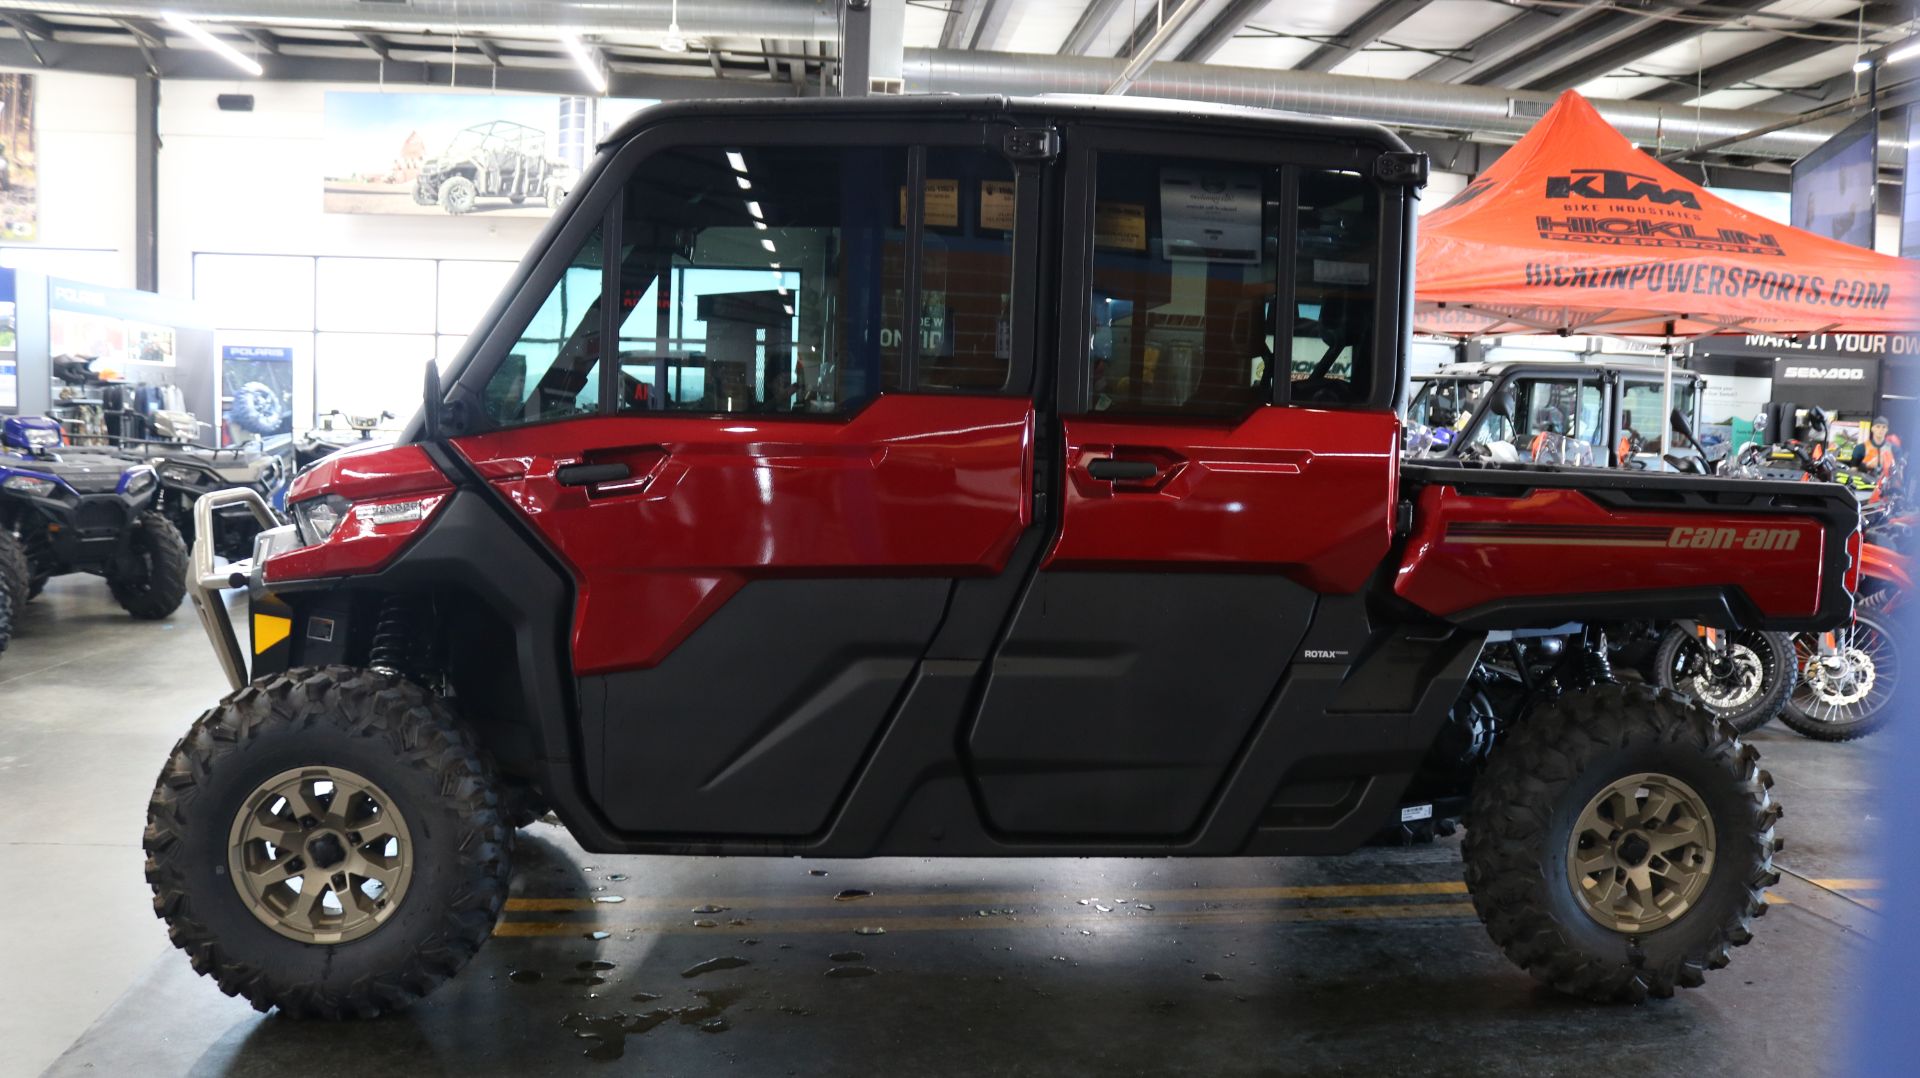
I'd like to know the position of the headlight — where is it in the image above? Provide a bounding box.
[159,465,207,486]
[2,474,56,497]
[292,494,351,546]
[23,428,59,452]
[124,470,157,496]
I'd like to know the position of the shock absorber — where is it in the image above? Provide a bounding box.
[367,595,426,678]
[1585,627,1615,684]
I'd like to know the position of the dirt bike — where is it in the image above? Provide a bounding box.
[1779,543,1908,741]
[1648,621,1795,734]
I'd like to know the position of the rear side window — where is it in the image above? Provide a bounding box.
[1086,155,1279,418]
[613,146,910,415]
[1290,170,1378,406]
[1080,156,1384,417]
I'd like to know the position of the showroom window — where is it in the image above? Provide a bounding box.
[613,144,911,415]
[193,252,520,431]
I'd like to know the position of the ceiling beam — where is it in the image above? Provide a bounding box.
[1463,6,1651,88]
[1413,5,1570,83]
[1060,0,1129,56]
[939,0,970,49]
[1108,0,1219,94]
[941,0,1014,51]
[0,37,795,98]
[0,16,48,65]
[1176,0,1267,63]
[1519,0,1776,94]
[474,36,503,66]
[353,31,392,63]
[2,10,54,40]
[235,25,280,55]
[1295,0,1436,74]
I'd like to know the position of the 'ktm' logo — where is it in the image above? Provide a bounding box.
[1546,169,1700,209]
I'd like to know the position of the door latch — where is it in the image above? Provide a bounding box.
[1004,128,1059,162]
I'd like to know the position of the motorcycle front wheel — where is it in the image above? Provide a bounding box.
[1780,613,1902,742]
[1652,627,1794,735]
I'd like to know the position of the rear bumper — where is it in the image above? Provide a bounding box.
[187,487,290,691]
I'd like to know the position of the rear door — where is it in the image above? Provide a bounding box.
[965,123,1412,838]
[448,116,1046,837]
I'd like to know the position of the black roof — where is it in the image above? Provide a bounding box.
[599,93,1410,154]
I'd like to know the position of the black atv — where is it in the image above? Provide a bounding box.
[103,396,292,563]
[0,415,187,619]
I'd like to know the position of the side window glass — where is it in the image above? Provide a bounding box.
[914,148,1018,392]
[1517,378,1600,467]
[1289,169,1378,405]
[1085,154,1278,417]
[614,145,909,414]
[482,224,604,426]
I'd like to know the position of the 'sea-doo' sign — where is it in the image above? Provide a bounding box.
[1780,366,1867,380]
[1667,526,1801,551]
[1546,169,1701,210]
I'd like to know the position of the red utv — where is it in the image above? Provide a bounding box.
[149,96,1857,1018]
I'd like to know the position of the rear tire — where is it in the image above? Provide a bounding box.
[1464,682,1779,1002]
[108,512,188,620]
[144,666,510,1018]
[1651,627,1793,735]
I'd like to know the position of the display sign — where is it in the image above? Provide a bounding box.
[220,345,295,443]
[1791,112,1876,249]
[899,179,960,228]
[980,181,1014,231]
[1159,167,1261,263]
[0,266,14,410]
[0,73,36,242]
[48,280,179,369]
[1770,355,1879,413]
[322,92,654,219]
[1094,202,1147,251]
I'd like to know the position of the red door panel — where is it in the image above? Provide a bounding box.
[452,395,1033,675]
[1394,483,1830,621]
[1050,407,1400,591]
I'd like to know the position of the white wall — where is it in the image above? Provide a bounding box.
[0,69,136,287]
[156,79,547,299]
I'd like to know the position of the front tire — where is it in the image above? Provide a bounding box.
[1464,683,1779,1002]
[0,527,28,625]
[1780,614,1902,741]
[144,667,510,1018]
[107,512,188,619]
[1651,627,1793,735]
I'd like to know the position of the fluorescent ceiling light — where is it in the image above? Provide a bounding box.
[746,200,763,218]
[1853,59,1873,73]
[1889,39,1920,65]
[561,34,608,94]
[164,13,263,76]
[754,220,768,230]
[736,175,752,190]
[761,238,777,252]
[727,152,748,173]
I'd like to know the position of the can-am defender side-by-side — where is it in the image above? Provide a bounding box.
[0,415,187,619]
[150,97,1857,1020]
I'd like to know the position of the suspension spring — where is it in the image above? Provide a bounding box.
[367,595,426,678]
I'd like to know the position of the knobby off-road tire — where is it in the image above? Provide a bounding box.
[108,511,188,620]
[145,666,512,1018]
[1651,627,1794,735]
[0,572,12,659]
[0,527,29,618]
[1464,682,1779,1002]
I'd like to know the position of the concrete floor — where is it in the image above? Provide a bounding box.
[0,575,1886,1078]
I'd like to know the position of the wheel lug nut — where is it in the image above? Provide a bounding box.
[347,832,362,845]
[287,857,304,872]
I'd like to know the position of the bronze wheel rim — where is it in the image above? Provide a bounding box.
[226,765,414,944]
[1566,772,1716,933]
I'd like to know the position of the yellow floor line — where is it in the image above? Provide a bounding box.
[503,880,1471,914]
[493,900,1482,939]
[1808,878,1882,891]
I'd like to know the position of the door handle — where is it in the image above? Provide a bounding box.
[1086,457,1160,481]
[556,462,632,486]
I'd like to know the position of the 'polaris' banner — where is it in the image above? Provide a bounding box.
[1415,90,1919,338]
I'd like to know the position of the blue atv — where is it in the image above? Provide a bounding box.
[0,415,187,621]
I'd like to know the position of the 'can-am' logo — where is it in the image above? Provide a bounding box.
[1546,169,1700,209]
[1667,526,1800,551]
[1781,366,1866,380]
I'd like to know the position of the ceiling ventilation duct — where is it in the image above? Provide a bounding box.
[0,0,840,40]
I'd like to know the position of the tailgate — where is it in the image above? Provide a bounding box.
[1395,463,1860,632]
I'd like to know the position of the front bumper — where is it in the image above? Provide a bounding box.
[188,487,292,691]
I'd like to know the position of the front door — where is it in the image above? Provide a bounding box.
[966,127,1409,838]
[450,122,1044,837]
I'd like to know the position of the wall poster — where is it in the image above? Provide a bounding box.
[0,73,36,241]
[220,344,294,444]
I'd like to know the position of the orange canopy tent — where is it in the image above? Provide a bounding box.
[1415,89,1919,340]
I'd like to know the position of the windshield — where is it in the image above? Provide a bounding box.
[1404,377,1491,456]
